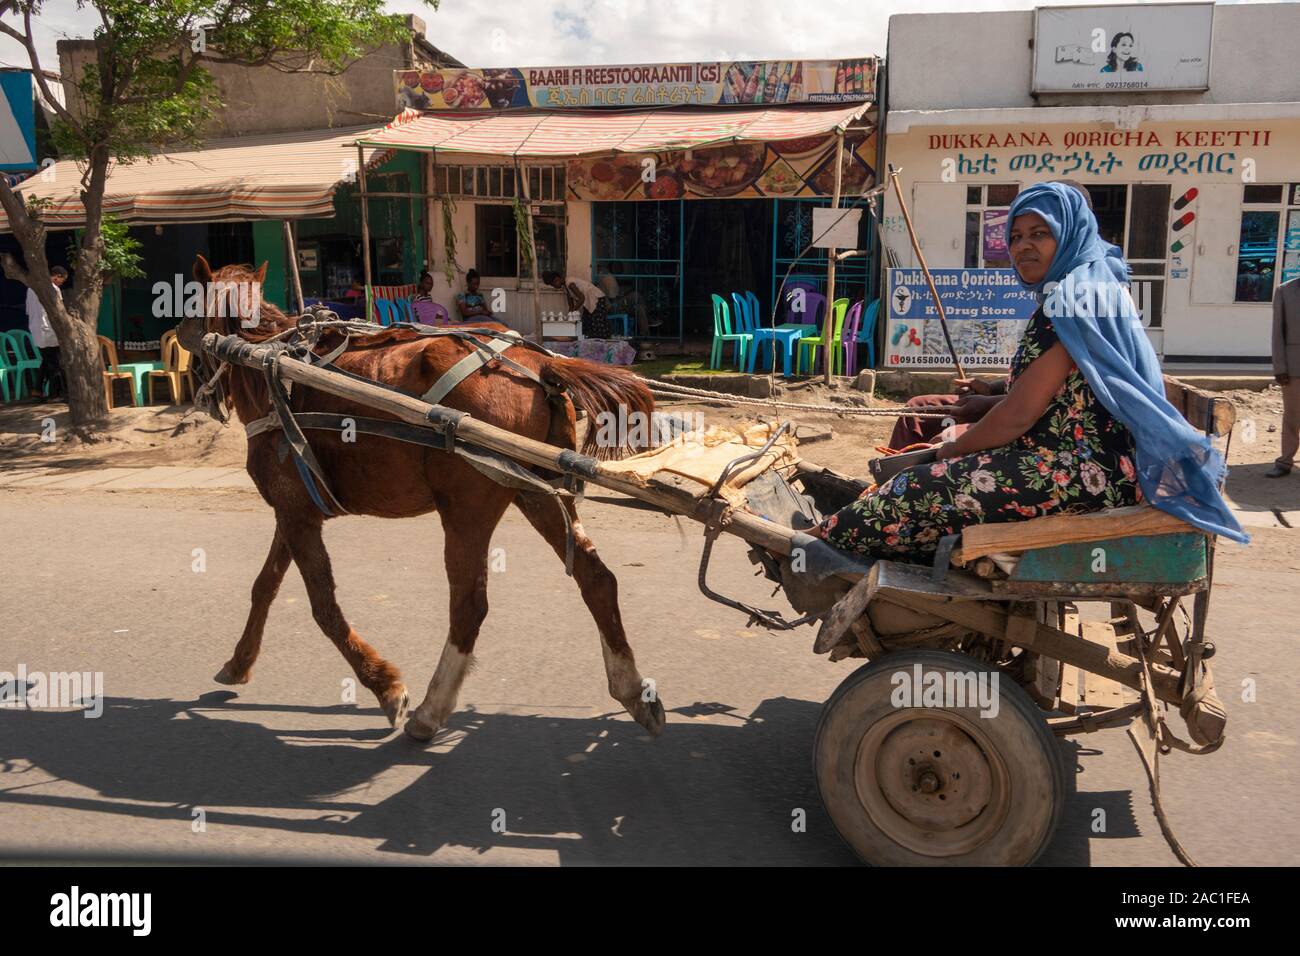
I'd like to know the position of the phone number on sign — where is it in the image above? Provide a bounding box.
[889,354,1011,367]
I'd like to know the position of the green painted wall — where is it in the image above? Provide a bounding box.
[252,220,288,311]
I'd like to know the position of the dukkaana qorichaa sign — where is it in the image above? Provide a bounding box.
[394,59,876,112]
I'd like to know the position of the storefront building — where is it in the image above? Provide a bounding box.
[0,125,421,347]
[378,59,880,340]
[882,2,1300,367]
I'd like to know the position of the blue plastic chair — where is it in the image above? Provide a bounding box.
[374,298,398,326]
[395,298,415,324]
[854,299,880,371]
[729,293,753,336]
[607,312,633,337]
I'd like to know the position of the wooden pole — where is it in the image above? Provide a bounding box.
[283,220,305,315]
[822,130,845,385]
[357,144,374,322]
[519,165,542,343]
[888,163,965,378]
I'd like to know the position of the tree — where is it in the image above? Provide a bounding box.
[0,1,433,436]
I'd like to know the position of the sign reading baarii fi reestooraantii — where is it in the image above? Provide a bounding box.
[395,59,876,112]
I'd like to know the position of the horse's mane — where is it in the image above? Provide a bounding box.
[210,262,298,343]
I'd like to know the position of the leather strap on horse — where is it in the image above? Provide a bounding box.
[262,353,350,517]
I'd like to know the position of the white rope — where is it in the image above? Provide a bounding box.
[638,377,954,418]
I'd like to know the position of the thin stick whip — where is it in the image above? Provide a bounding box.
[888,164,964,378]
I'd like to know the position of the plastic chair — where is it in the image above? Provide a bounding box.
[413,300,451,326]
[104,338,163,406]
[1,330,41,399]
[853,299,880,373]
[729,293,753,335]
[744,291,763,330]
[146,329,195,405]
[607,313,633,337]
[782,288,827,331]
[797,297,849,375]
[98,336,139,408]
[396,298,416,324]
[0,335,18,402]
[839,301,864,377]
[709,293,750,370]
[374,298,398,326]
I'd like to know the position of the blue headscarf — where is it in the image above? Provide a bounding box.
[1006,182,1247,543]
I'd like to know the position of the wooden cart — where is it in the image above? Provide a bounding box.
[198,325,1232,867]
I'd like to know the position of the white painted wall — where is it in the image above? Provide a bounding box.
[888,3,1300,111]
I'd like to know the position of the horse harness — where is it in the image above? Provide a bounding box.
[235,315,583,572]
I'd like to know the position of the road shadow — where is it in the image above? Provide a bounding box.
[0,692,856,865]
[0,692,1138,865]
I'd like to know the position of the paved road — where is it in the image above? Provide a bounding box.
[1,482,1296,865]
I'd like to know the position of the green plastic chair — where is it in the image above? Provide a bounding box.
[2,330,42,399]
[709,293,751,370]
[0,334,18,402]
[797,297,850,375]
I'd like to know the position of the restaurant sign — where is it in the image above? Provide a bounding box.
[395,59,875,112]
[565,130,875,202]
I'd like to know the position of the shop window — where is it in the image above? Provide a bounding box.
[477,205,518,277]
[474,203,566,279]
[963,184,1019,268]
[434,164,565,201]
[1234,184,1300,302]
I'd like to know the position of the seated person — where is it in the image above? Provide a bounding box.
[889,180,1098,451]
[597,261,659,334]
[454,269,495,321]
[543,269,610,339]
[412,270,435,303]
[817,180,1246,562]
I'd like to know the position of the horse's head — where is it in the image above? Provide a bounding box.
[176,254,276,353]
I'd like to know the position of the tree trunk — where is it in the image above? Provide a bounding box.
[56,308,111,427]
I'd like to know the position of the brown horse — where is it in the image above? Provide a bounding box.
[176,256,665,740]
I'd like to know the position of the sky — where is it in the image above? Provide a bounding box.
[0,0,1271,73]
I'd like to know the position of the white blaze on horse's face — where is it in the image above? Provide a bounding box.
[205,279,263,330]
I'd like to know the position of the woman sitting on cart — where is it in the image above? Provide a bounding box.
[817,180,1246,560]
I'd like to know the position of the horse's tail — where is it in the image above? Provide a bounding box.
[540,357,656,460]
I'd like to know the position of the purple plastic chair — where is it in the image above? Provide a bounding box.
[413,300,451,325]
[840,301,864,377]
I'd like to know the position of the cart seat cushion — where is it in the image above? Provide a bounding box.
[955,504,1202,564]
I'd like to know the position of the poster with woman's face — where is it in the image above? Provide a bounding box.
[1033,4,1212,93]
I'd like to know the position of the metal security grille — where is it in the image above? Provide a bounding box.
[433,165,566,202]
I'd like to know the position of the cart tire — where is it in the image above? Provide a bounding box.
[814,649,1064,866]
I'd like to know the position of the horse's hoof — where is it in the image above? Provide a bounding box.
[214,663,249,685]
[630,695,667,737]
[382,686,409,729]
[403,708,441,742]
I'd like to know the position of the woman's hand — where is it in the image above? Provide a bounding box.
[942,342,1074,458]
[952,393,1002,422]
[952,377,993,396]
[932,441,961,461]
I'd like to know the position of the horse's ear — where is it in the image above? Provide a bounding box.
[253,261,268,285]
[193,255,213,284]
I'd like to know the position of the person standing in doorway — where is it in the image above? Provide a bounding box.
[26,266,67,401]
[1268,274,1300,478]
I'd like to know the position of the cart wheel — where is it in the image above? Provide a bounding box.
[814,649,1064,866]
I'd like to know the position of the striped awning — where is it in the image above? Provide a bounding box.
[355,103,871,157]
[0,124,390,232]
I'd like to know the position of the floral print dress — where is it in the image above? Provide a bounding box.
[820,308,1141,561]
